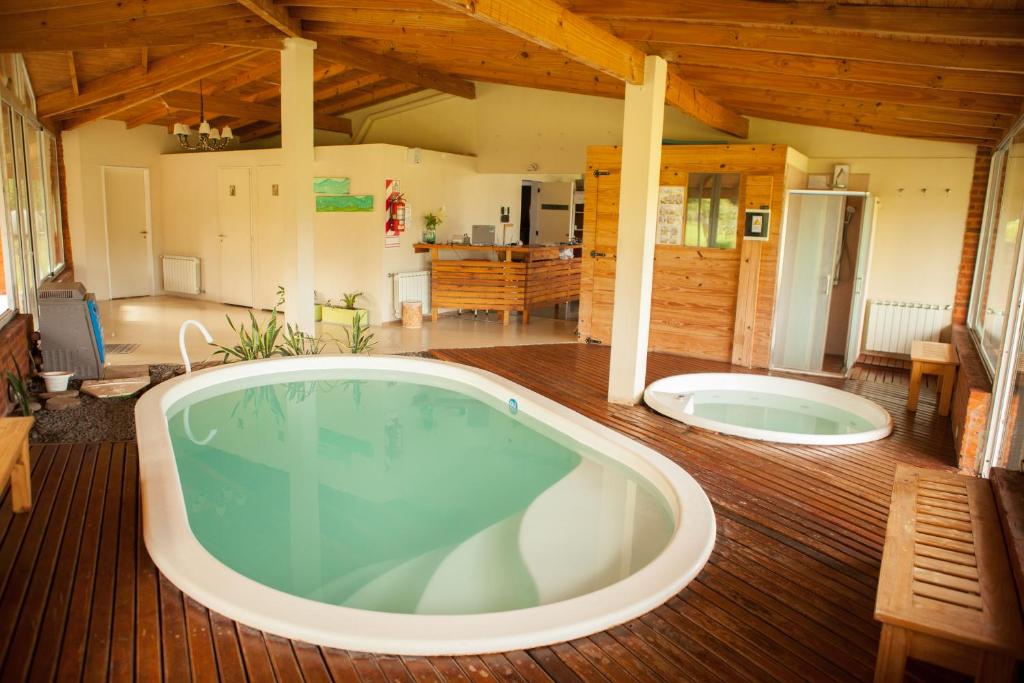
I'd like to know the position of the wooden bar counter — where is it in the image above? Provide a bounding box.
[414,243,582,324]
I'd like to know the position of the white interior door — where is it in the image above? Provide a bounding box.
[255,166,285,310]
[844,196,877,372]
[103,166,153,299]
[772,193,845,372]
[535,181,573,244]
[216,167,254,307]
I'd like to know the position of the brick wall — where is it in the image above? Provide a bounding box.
[952,146,994,325]
[56,132,73,272]
[951,325,992,474]
[0,314,34,416]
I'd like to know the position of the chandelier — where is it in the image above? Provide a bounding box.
[171,80,234,152]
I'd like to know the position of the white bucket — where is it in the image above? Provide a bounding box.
[40,371,74,393]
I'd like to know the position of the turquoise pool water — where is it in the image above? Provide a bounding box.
[687,389,875,435]
[167,370,675,615]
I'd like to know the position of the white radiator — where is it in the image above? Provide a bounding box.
[392,270,431,319]
[865,300,952,355]
[162,255,202,295]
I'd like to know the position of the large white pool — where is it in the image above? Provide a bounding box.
[135,355,715,655]
[644,373,893,445]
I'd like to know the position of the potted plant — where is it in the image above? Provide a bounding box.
[423,208,444,244]
[322,291,370,326]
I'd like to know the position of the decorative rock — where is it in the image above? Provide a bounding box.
[28,401,42,413]
[81,376,151,399]
[45,396,82,411]
[38,389,80,400]
[102,364,150,380]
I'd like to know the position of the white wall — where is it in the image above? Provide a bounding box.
[349,84,978,308]
[157,143,522,323]
[62,119,178,300]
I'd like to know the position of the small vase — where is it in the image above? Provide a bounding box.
[424,226,436,244]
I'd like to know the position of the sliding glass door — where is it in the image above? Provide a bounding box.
[0,99,65,323]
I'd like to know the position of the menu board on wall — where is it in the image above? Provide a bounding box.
[656,186,685,245]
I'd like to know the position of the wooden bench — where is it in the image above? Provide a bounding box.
[0,417,32,513]
[908,341,959,417]
[875,464,1023,681]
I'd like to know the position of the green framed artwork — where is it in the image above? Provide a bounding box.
[313,177,351,195]
[316,194,374,212]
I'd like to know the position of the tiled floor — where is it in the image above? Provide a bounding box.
[95,296,578,366]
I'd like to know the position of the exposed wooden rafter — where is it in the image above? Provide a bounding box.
[65,51,79,96]
[432,0,645,83]
[162,90,353,134]
[312,37,476,99]
[235,0,302,37]
[432,0,748,137]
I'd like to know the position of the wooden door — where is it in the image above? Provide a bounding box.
[254,166,284,310]
[216,167,254,308]
[103,166,153,299]
[582,162,621,344]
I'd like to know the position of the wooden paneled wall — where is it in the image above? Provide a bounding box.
[578,144,802,367]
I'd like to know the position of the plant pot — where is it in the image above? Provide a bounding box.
[314,304,323,322]
[321,306,369,326]
[40,370,74,393]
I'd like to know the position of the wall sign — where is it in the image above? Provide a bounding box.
[743,208,770,241]
[656,186,685,245]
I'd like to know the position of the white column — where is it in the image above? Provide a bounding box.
[607,55,667,405]
[281,37,317,332]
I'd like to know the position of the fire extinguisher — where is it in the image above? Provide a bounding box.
[387,192,406,234]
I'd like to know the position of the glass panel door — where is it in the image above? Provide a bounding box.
[844,196,876,371]
[25,125,50,280]
[44,134,63,271]
[772,193,846,372]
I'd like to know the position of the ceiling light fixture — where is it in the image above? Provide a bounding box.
[171,80,234,152]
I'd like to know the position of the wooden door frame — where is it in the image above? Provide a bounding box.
[100,164,154,299]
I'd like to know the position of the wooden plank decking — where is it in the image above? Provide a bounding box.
[0,345,960,682]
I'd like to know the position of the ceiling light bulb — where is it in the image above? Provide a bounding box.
[221,126,233,140]
[199,121,211,136]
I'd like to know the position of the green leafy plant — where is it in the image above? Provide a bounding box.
[424,209,444,230]
[4,353,32,416]
[211,286,332,362]
[340,311,376,354]
[339,291,364,310]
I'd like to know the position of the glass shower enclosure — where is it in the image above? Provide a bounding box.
[772,190,876,375]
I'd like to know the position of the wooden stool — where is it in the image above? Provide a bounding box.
[874,465,1023,682]
[0,417,33,513]
[908,341,959,416]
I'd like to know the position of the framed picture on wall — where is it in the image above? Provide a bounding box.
[743,209,770,241]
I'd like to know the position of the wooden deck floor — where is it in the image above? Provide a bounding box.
[0,345,959,682]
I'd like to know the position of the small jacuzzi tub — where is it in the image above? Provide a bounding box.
[135,355,715,655]
[644,373,892,445]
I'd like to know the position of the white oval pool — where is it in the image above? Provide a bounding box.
[135,355,715,655]
[644,373,893,445]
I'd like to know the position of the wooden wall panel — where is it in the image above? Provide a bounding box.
[578,144,791,365]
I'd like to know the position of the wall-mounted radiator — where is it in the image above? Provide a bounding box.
[162,255,202,295]
[865,300,952,355]
[392,270,431,319]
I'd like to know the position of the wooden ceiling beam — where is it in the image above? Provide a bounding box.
[720,86,1012,132]
[566,0,1024,45]
[125,99,171,129]
[61,50,257,130]
[141,48,149,73]
[1,10,280,52]
[66,52,79,96]
[314,72,388,103]
[291,6,474,32]
[432,0,645,84]
[162,90,353,134]
[431,0,747,137]
[732,102,998,145]
[38,45,238,117]
[311,36,476,99]
[318,82,421,115]
[1,0,235,33]
[665,71,747,138]
[678,65,1022,116]
[657,44,1024,99]
[608,21,1024,73]
[235,0,301,37]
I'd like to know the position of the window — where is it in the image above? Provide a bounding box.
[684,173,740,249]
[970,128,1024,374]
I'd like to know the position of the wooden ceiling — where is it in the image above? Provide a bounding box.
[3,0,1022,146]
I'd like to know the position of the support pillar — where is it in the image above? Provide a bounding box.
[607,55,667,405]
[281,37,317,332]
